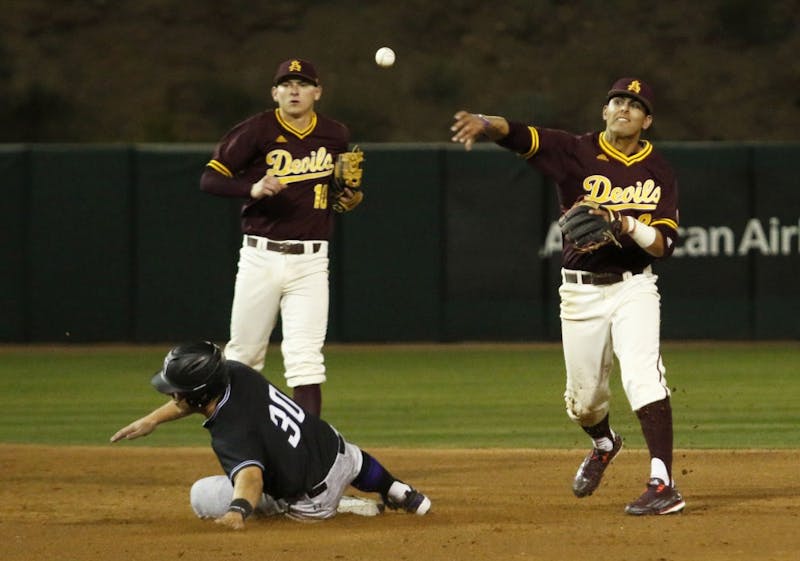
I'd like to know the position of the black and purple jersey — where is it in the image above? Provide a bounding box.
[203,361,340,500]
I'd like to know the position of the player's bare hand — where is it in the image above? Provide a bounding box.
[251,175,286,199]
[450,110,484,151]
[215,511,246,531]
[110,418,157,442]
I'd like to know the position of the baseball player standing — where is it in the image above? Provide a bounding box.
[450,78,684,515]
[110,342,431,529]
[200,58,363,416]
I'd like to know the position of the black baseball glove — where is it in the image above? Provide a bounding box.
[558,199,623,253]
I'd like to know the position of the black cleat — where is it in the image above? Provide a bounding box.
[572,433,623,498]
[625,478,685,515]
[385,488,431,515]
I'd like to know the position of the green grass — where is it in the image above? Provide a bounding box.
[1,342,798,449]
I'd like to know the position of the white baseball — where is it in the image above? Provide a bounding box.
[375,47,395,68]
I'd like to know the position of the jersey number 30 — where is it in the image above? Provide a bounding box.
[268,385,306,448]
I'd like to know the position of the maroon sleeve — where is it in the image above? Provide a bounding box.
[199,113,272,199]
[497,122,582,185]
[647,154,680,259]
[200,168,252,198]
[496,120,538,155]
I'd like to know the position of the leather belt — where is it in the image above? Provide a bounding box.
[306,435,346,498]
[246,236,321,255]
[562,269,645,286]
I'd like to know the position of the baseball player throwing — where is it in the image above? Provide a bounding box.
[200,58,364,416]
[110,342,431,529]
[451,78,684,515]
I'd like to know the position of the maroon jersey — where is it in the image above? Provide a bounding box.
[498,122,680,273]
[200,109,350,241]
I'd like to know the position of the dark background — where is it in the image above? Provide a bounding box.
[1,0,798,144]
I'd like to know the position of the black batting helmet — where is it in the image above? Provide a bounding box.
[151,341,230,408]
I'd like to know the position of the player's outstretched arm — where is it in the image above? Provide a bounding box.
[110,400,190,443]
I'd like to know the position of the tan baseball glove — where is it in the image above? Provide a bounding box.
[332,146,365,213]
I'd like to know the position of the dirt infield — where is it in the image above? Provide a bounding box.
[2,445,797,561]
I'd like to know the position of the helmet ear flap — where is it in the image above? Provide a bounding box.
[152,341,229,406]
[184,368,229,408]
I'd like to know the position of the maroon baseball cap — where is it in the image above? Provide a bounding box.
[606,78,654,114]
[273,58,319,86]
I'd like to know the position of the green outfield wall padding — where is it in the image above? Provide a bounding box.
[133,145,240,342]
[27,146,134,341]
[0,147,29,340]
[751,143,800,338]
[2,142,798,342]
[335,145,443,341]
[442,145,549,340]
[657,144,754,339]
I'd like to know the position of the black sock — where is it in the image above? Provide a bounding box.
[582,413,613,440]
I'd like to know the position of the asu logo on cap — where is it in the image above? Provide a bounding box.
[607,77,654,114]
[273,58,320,86]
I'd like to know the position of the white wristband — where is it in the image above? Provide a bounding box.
[627,216,657,248]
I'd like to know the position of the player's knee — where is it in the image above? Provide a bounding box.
[190,475,233,519]
[565,400,586,424]
[564,394,606,426]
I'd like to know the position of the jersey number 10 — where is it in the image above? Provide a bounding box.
[313,183,328,209]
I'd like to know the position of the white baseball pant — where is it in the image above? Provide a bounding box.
[225,236,329,388]
[559,269,670,427]
[190,435,364,521]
